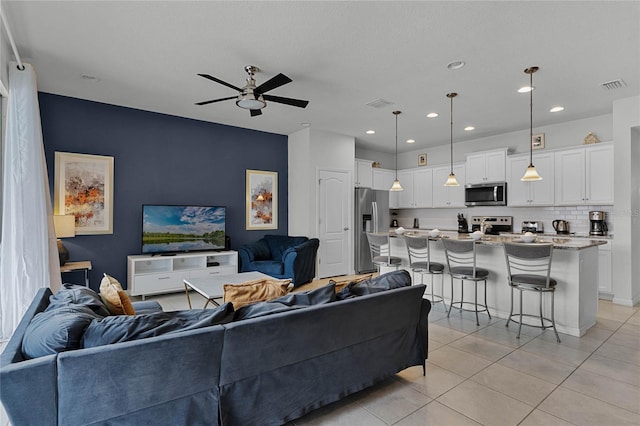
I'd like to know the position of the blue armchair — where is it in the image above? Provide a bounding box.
[238,235,320,287]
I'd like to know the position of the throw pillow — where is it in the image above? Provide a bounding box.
[223,278,291,309]
[81,303,235,348]
[234,282,336,321]
[337,270,411,299]
[22,305,103,359]
[47,283,111,317]
[100,274,136,315]
[329,274,373,292]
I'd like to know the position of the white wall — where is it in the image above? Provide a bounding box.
[612,96,640,306]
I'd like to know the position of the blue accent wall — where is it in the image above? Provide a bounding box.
[40,93,288,290]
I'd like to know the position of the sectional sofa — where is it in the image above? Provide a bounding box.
[1,271,430,425]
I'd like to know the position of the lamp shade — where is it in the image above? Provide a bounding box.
[54,215,76,238]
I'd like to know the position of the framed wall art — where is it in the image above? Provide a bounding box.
[246,169,278,230]
[418,153,428,166]
[54,152,114,235]
[532,133,545,150]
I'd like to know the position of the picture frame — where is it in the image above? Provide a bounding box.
[246,169,278,230]
[418,153,428,166]
[54,152,114,235]
[532,133,545,150]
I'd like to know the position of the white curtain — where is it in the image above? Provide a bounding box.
[0,62,60,341]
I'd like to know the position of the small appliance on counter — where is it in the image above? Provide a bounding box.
[470,216,513,235]
[522,221,544,233]
[552,219,570,234]
[457,213,469,233]
[390,212,399,228]
[413,218,420,229]
[589,211,608,236]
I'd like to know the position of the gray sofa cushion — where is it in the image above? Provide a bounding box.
[336,269,412,299]
[82,303,235,348]
[47,283,111,317]
[22,305,103,359]
[234,283,336,321]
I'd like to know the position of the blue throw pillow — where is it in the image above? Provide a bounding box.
[337,270,412,299]
[47,283,111,317]
[81,303,235,348]
[22,305,103,359]
[235,283,336,321]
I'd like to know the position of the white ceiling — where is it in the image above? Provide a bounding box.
[2,1,639,153]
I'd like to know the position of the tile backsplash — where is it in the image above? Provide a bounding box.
[393,205,614,236]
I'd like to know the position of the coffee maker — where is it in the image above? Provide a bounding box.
[589,211,608,236]
[457,213,469,233]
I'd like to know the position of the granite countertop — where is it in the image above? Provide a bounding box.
[390,230,607,250]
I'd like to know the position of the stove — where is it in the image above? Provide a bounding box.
[470,216,513,235]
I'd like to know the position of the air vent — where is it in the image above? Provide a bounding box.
[600,79,627,91]
[366,98,394,108]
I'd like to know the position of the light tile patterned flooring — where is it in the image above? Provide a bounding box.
[149,291,640,426]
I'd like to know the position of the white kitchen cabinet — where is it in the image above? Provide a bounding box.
[555,143,613,205]
[372,168,395,191]
[466,149,507,184]
[507,152,555,206]
[394,168,433,208]
[433,164,466,207]
[355,159,373,188]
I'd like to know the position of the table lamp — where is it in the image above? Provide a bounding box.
[54,214,76,266]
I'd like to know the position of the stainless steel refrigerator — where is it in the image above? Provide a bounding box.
[355,188,390,273]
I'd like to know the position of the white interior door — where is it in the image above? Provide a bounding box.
[318,169,350,278]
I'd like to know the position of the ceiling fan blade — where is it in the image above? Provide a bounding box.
[197,73,243,92]
[250,109,263,117]
[263,94,309,108]
[255,73,292,94]
[195,96,237,106]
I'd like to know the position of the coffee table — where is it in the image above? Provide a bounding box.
[183,271,273,309]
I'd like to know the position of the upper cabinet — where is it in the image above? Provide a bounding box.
[372,168,395,191]
[507,152,555,206]
[395,168,433,208]
[355,159,373,188]
[466,149,508,184]
[554,143,613,205]
[433,164,466,208]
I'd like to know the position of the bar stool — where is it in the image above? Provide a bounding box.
[442,238,491,326]
[366,233,402,273]
[503,242,560,342]
[404,234,446,308]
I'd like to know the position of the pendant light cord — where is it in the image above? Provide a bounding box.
[529,69,533,167]
[393,111,401,180]
[450,95,454,174]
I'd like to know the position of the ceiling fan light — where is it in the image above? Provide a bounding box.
[444,173,460,187]
[236,93,266,109]
[521,165,543,181]
[390,179,404,191]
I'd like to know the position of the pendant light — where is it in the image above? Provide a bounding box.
[390,110,404,191]
[521,66,543,181]
[444,93,460,186]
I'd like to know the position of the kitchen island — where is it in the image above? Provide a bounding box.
[381,231,606,337]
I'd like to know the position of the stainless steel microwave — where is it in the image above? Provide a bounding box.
[464,182,507,206]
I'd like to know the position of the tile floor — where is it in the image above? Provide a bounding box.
[2,291,637,426]
[150,290,640,426]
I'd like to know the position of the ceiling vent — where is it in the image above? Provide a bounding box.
[600,79,627,91]
[366,98,394,108]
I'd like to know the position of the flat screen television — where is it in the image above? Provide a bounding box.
[142,205,226,255]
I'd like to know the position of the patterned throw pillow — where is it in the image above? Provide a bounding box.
[99,273,136,315]
[223,278,291,309]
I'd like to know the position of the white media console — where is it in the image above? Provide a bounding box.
[127,250,238,299]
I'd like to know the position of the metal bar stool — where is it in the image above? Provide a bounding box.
[503,242,560,342]
[404,234,446,308]
[442,238,491,326]
[366,233,402,273]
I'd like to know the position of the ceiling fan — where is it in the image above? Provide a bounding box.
[196,65,309,117]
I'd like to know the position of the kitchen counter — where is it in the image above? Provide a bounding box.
[380,230,601,337]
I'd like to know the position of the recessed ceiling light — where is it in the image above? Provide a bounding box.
[464,126,475,131]
[426,112,439,118]
[406,139,415,144]
[550,106,565,112]
[518,86,534,93]
[447,60,466,70]
[366,130,375,134]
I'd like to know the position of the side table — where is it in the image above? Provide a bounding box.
[60,261,92,287]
